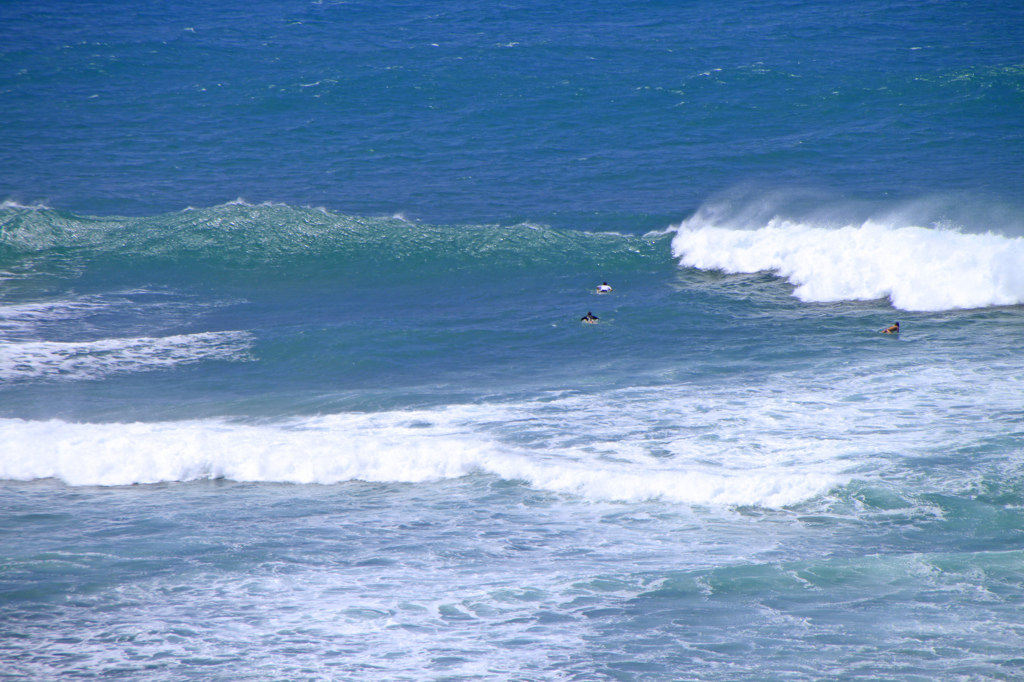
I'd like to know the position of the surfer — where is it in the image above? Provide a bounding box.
[596,282,613,293]
[882,321,900,334]
[581,312,599,324]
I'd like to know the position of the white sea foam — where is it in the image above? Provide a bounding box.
[0,291,250,379]
[0,331,252,381]
[6,345,1016,505]
[1,199,52,210]
[672,217,1024,311]
[0,415,484,487]
[0,359,865,507]
[0,411,838,507]
[0,296,118,336]
[0,291,229,335]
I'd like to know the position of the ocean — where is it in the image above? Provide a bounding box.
[2,1,1024,680]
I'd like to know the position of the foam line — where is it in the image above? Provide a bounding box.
[0,331,252,381]
[0,412,841,508]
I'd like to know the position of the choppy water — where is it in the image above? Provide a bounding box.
[2,1,1024,680]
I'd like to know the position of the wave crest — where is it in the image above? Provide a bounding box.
[0,410,840,508]
[0,202,666,276]
[672,217,1024,311]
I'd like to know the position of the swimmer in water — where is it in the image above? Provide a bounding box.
[882,321,900,334]
[596,282,612,293]
[581,312,599,323]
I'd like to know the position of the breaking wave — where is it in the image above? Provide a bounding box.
[0,412,838,507]
[672,210,1024,312]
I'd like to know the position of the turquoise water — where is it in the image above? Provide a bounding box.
[3,1,1024,680]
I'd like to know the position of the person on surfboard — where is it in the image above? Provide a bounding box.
[581,312,599,323]
[882,321,900,334]
[596,282,613,293]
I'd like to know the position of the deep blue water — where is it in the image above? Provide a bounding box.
[2,1,1024,680]
[4,0,1023,223]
